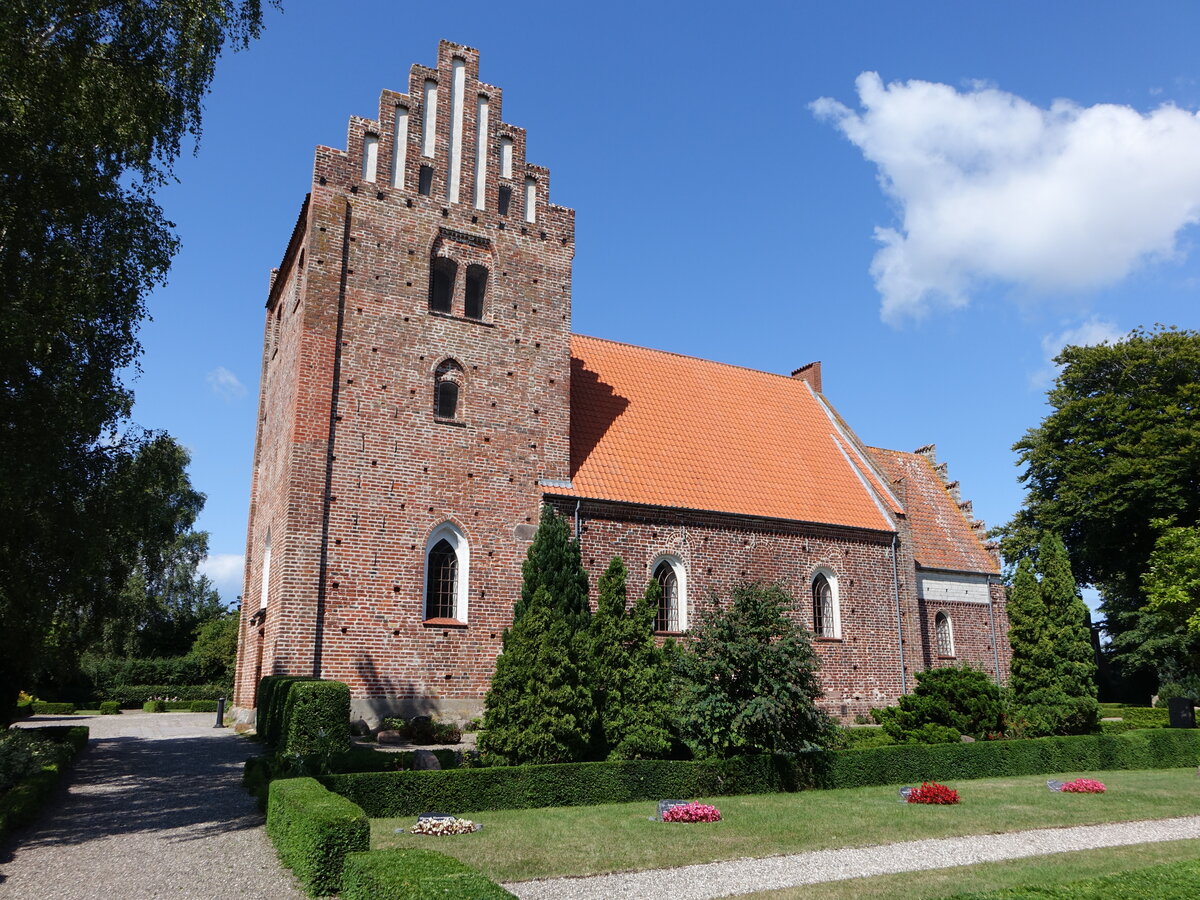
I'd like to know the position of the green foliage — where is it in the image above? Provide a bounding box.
[188,611,240,680]
[481,586,595,764]
[379,717,462,744]
[873,665,1005,743]
[951,856,1200,899]
[99,701,121,715]
[590,559,676,760]
[105,683,227,706]
[1155,680,1200,708]
[30,701,75,715]
[341,849,515,900]
[257,675,319,747]
[266,777,369,897]
[189,700,219,713]
[511,505,589,625]
[831,726,897,750]
[143,700,167,713]
[1144,521,1200,634]
[0,726,87,839]
[1007,535,1100,736]
[282,681,350,757]
[676,582,835,757]
[998,326,1200,683]
[0,0,271,721]
[0,729,63,793]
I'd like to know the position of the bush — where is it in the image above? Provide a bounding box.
[832,727,897,751]
[82,655,210,694]
[0,726,87,839]
[30,701,75,715]
[257,675,319,748]
[143,700,167,713]
[341,849,515,900]
[380,717,462,745]
[873,666,1004,743]
[1114,706,1171,728]
[1155,681,1200,709]
[99,701,121,715]
[266,777,369,896]
[282,681,350,757]
[14,698,34,719]
[190,700,219,713]
[107,684,227,707]
[1011,694,1100,738]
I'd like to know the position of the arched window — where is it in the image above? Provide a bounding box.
[812,571,840,639]
[434,359,463,420]
[464,264,488,319]
[651,556,687,633]
[424,523,469,622]
[429,256,456,313]
[935,611,955,657]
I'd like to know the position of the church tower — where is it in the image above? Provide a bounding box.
[234,41,575,721]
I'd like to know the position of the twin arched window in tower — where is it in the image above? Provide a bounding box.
[429,248,489,320]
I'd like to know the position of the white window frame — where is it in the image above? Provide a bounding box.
[649,554,687,632]
[811,567,842,639]
[423,522,469,622]
[935,611,955,657]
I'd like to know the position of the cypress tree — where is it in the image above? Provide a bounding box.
[590,559,674,760]
[479,585,595,764]
[1039,533,1099,700]
[511,504,589,625]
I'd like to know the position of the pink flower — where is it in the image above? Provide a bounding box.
[662,802,722,823]
[1062,778,1106,793]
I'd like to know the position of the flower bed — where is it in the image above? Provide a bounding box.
[662,802,722,823]
[906,781,959,804]
[409,816,480,835]
[1062,778,1106,793]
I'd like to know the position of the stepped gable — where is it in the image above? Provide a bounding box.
[560,334,897,532]
[867,445,998,574]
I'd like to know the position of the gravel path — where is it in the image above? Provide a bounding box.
[506,815,1200,900]
[0,712,305,899]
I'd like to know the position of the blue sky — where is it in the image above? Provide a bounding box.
[131,1,1200,607]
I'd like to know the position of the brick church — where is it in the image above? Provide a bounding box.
[232,41,1009,724]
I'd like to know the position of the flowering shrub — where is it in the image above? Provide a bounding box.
[662,802,722,823]
[409,817,480,835]
[906,781,960,804]
[1062,778,1106,793]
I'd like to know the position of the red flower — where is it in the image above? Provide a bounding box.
[907,782,960,804]
[1062,778,1106,793]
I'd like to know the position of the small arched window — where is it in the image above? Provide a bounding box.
[935,611,955,657]
[429,256,457,313]
[464,264,488,319]
[434,359,464,421]
[652,557,686,633]
[424,523,469,622]
[812,571,840,639]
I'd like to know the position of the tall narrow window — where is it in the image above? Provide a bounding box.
[652,558,685,632]
[426,539,457,620]
[935,612,955,657]
[434,359,464,420]
[497,185,511,216]
[424,523,469,622]
[464,264,488,319]
[429,257,456,313]
[259,529,272,610]
[418,165,434,196]
[812,572,838,638]
[362,133,378,182]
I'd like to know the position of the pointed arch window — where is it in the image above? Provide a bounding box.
[935,611,955,657]
[429,256,457,313]
[812,571,841,639]
[424,523,469,623]
[464,264,488,319]
[434,359,464,421]
[652,556,687,633]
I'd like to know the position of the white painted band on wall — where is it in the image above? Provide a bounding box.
[474,95,489,210]
[421,79,438,158]
[446,58,466,203]
[392,106,408,188]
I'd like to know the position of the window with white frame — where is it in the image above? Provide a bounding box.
[935,611,955,657]
[651,556,686,633]
[812,570,841,639]
[424,523,469,622]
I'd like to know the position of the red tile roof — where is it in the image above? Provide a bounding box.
[867,447,998,574]
[559,335,896,532]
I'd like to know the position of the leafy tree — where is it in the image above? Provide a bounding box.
[998,326,1200,685]
[873,665,1005,744]
[512,505,589,625]
[590,559,675,760]
[1144,520,1200,634]
[0,2,270,720]
[677,582,834,757]
[189,611,241,683]
[1006,534,1099,736]
[479,586,595,764]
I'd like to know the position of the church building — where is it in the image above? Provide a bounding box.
[232,41,1009,724]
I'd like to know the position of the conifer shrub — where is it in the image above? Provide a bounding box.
[282,681,350,757]
[873,665,1004,743]
[266,777,369,897]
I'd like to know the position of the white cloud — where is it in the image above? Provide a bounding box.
[207,366,247,401]
[201,553,245,602]
[812,73,1200,323]
[1031,317,1126,387]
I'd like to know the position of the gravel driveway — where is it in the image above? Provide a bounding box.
[0,712,305,899]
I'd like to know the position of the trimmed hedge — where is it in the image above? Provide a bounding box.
[190,700,220,713]
[266,777,369,897]
[257,676,320,748]
[324,729,1200,817]
[0,726,88,839]
[1111,706,1171,728]
[14,699,33,719]
[99,701,121,715]
[30,701,75,715]
[108,684,228,706]
[283,681,350,756]
[342,849,514,899]
[143,700,167,713]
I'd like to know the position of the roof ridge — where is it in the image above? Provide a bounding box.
[571,333,807,384]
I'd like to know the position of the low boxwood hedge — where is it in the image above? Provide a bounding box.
[257,676,319,748]
[0,726,88,839]
[30,701,75,715]
[99,701,121,715]
[143,700,167,713]
[283,681,350,756]
[106,684,228,707]
[266,777,369,897]
[323,729,1200,817]
[1107,706,1171,728]
[341,849,514,899]
[190,700,220,713]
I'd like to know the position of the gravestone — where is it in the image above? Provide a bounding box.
[1047,780,1064,792]
[1168,697,1196,728]
[898,787,913,802]
[656,800,687,820]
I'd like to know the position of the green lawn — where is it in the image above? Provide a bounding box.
[370,767,1200,882]
[742,840,1200,898]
